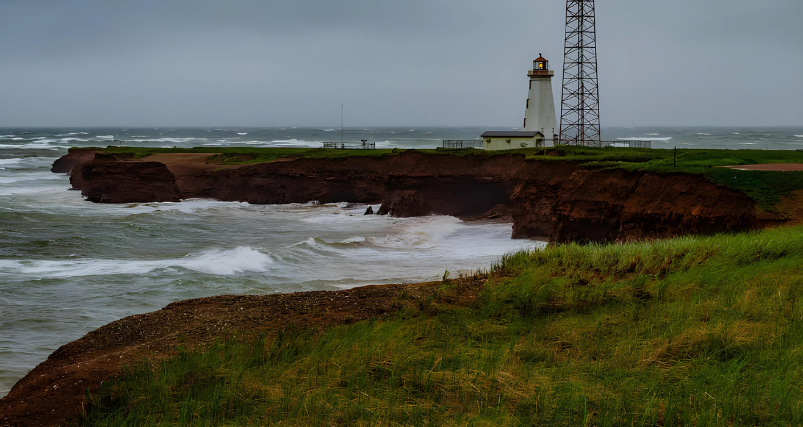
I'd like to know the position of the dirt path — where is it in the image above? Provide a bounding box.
[0,278,485,427]
[724,163,803,171]
[137,152,235,176]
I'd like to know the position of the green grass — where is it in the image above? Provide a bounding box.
[82,225,803,426]
[74,146,404,164]
[78,144,803,168]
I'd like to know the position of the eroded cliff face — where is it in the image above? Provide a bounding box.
[512,169,757,242]
[54,149,759,243]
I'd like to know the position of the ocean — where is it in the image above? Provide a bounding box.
[1,126,802,398]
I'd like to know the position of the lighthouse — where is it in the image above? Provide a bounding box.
[476,53,559,151]
[523,54,558,144]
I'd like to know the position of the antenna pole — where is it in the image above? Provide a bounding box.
[341,104,344,144]
[559,0,601,147]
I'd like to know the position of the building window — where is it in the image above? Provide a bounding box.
[526,99,529,108]
[523,119,526,128]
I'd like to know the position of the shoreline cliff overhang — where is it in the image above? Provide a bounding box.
[48,148,767,243]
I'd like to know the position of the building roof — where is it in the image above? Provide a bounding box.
[535,56,548,62]
[481,131,543,138]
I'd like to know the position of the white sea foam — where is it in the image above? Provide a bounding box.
[368,217,465,249]
[179,247,274,275]
[292,215,465,251]
[618,137,672,141]
[271,139,320,148]
[237,132,248,135]
[0,143,64,150]
[124,137,196,144]
[0,158,23,166]
[34,138,88,144]
[118,199,252,216]
[795,135,803,138]
[340,237,367,244]
[0,247,273,278]
[0,172,63,185]
[0,184,66,197]
[95,135,114,139]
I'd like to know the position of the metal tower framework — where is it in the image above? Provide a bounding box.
[559,0,601,146]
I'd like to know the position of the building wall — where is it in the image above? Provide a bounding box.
[524,77,558,143]
[483,137,544,151]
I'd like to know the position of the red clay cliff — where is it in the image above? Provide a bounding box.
[51,149,757,243]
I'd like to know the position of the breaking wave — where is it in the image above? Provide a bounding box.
[0,247,274,278]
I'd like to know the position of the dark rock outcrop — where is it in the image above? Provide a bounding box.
[80,161,181,203]
[50,149,95,174]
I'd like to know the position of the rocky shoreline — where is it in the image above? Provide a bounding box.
[0,277,485,427]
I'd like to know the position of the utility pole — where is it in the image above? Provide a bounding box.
[674,146,677,168]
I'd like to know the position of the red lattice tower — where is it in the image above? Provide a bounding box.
[559,0,601,146]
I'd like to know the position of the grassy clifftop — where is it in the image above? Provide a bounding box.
[75,145,803,211]
[77,144,803,168]
[81,225,803,426]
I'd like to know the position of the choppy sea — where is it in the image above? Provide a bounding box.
[1,126,802,397]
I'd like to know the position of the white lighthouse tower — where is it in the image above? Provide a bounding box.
[523,54,558,145]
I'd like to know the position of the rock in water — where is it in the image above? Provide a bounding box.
[364,206,374,215]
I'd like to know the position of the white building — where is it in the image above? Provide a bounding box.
[481,131,545,151]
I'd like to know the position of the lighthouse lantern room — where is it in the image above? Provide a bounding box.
[534,56,548,71]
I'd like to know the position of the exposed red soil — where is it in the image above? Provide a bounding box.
[53,150,761,243]
[0,278,486,427]
[724,163,803,171]
[774,190,803,225]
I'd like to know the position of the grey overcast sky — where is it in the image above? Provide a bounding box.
[0,0,801,127]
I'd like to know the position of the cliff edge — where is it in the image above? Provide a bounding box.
[51,149,758,243]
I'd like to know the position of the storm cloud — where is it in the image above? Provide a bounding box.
[0,0,800,127]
